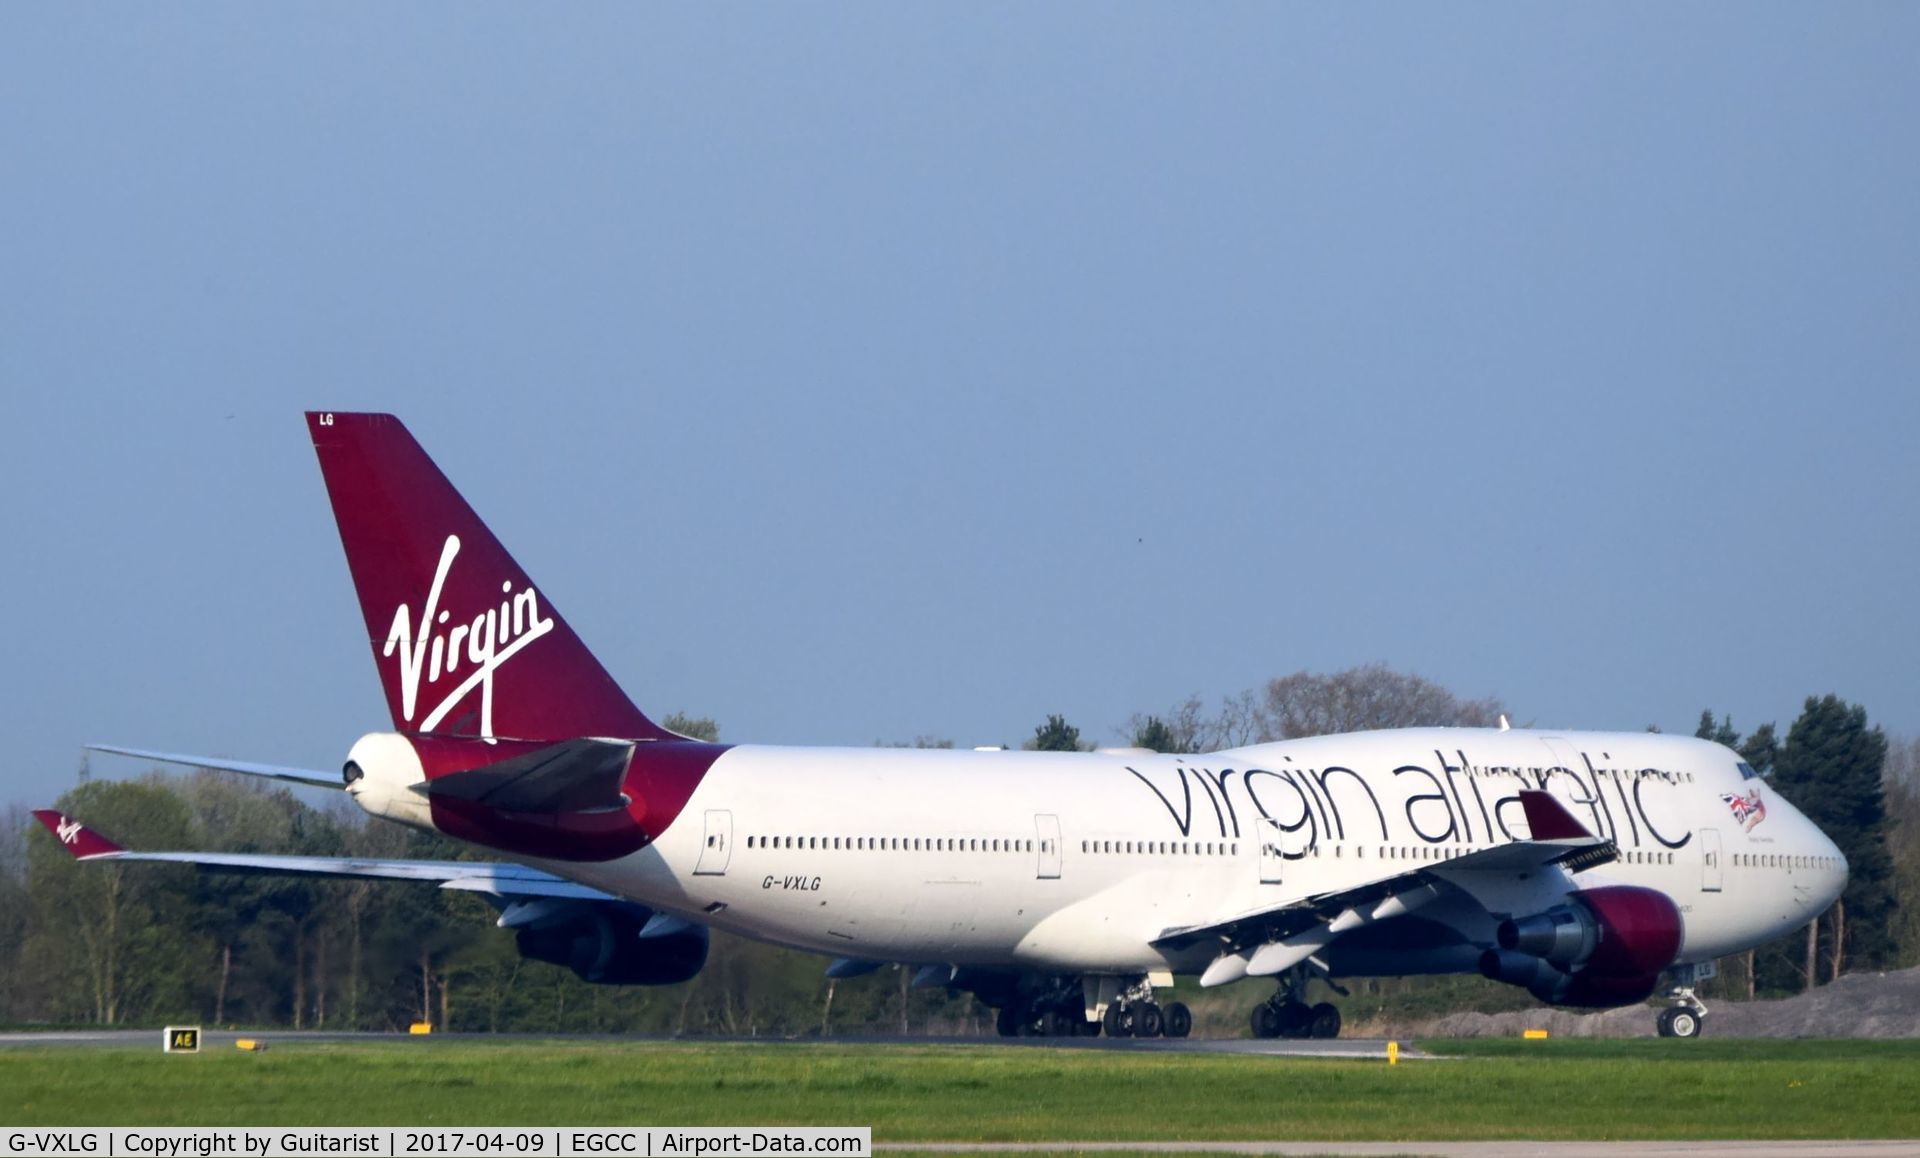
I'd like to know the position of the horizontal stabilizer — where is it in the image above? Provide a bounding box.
[32,810,617,901]
[413,738,635,813]
[86,745,339,791]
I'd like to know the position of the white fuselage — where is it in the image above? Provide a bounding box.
[358,727,1847,982]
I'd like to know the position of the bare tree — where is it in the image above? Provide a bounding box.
[1254,663,1505,740]
[661,712,720,742]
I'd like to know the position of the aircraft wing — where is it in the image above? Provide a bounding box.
[30,810,616,904]
[1153,790,1618,984]
[86,744,341,792]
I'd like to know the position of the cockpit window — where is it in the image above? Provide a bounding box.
[1737,761,1761,780]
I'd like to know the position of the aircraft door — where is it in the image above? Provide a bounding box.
[694,810,733,876]
[1259,817,1286,885]
[1035,814,1062,879]
[1699,827,1723,892]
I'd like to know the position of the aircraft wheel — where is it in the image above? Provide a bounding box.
[996,1005,1022,1038]
[1135,1002,1164,1038]
[1103,1002,1133,1038]
[1308,1002,1342,1040]
[1250,1002,1282,1039]
[1660,1007,1703,1039]
[1278,1000,1313,1039]
[1163,1001,1193,1039]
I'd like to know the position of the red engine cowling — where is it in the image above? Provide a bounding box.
[1479,885,1683,1008]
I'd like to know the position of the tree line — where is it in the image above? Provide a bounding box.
[0,665,1911,1032]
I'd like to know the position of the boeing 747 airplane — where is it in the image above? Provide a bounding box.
[38,412,1848,1040]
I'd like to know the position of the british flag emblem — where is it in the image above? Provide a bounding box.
[1721,788,1766,831]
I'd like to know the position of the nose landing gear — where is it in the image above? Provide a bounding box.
[1656,963,1711,1039]
[1656,1004,1703,1038]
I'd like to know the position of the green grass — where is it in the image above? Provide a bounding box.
[2,1039,1917,1139]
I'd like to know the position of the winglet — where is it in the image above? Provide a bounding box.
[1517,790,1593,841]
[31,811,126,859]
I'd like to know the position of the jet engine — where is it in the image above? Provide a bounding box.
[515,905,709,986]
[1478,885,1683,1008]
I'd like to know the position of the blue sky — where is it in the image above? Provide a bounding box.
[4,5,1916,806]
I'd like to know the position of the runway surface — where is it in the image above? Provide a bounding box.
[0,1029,1426,1058]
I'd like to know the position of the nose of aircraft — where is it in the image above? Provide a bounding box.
[1821,830,1850,911]
[1804,829,1850,917]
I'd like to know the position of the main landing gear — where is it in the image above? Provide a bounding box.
[1249,967,1343,1040]
[995,978,1101,1038]
[989,975,1191,1040]
[1101,996,1192,1039]
[1655,964,1710,1039]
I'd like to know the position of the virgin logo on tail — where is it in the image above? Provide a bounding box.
[56,818,82,845]
[384,535,555,738]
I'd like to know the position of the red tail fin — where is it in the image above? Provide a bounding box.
[306,412,671,743]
